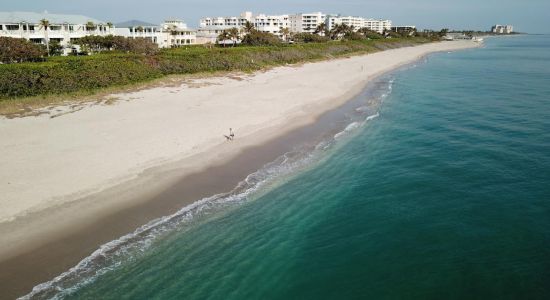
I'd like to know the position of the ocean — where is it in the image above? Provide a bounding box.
[25,35,550,299]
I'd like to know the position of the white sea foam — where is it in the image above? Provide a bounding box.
[366,112,380,121]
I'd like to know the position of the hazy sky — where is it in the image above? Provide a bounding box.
[3,0,549,33]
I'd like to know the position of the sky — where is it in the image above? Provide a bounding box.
[3,0,549,33]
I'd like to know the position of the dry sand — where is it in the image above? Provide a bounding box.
[0,41,480,298]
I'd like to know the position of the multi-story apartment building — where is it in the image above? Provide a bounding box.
[289,12,326,33]
[115,19,196,48]
[197,11,289,43]
[491,24,513,34]
[362,19,392,34]
[162,19,196,47]
[197,11,393,41]
[326,15,365,31]
[253,14,289,35]
[0,11,114,53]
[325,15,392,34]
[114,20,160,43]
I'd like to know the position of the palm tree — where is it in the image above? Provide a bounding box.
[329,24,340,40]
[228,27,240,47]
[314,22,327,36]
[243,21,255,34]
[39,19,50,56]
[330,24,352,40]
[217,30,230,47]
[86,21,96,32]
[106,22,113,28]
[279,27,291,41]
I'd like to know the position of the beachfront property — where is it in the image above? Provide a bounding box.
[326,15,392,34]
[197,11,393,42]
[289,12,327,33]
[114,20,159,43]
[492,24,513,34]
[197,11,289,43]
[391,25,416,33]
[115,19,196,48]
[0,11,114,54]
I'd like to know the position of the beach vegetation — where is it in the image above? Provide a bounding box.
[76,35,158,54]
[292,33,330,43]
[0,36,435,105]
[216,30,231,47]
[0,37,47,63]
[241,31,281,46]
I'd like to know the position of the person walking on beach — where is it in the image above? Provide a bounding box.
[229,128,235,140]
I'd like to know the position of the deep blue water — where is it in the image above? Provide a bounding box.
[27,35,550,299]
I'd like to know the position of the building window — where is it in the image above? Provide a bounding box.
[0,25,2,30]
[6,24,19,30]
[30,38,42,44]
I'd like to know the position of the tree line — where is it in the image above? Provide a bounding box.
[216,21,445,46]
[0,35,158,64]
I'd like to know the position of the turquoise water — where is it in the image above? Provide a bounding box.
[28,36,550,299]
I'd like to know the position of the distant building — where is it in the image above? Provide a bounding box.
[114,20,160,44]
[325,15,392,34]
[197,11,289,44]
[289,12,327,33]
[443,33,471,41]
[115,19,196,48]
[491,24,513,34]
[0,11,114,54]
[391,25,416,33]
[197,11,392,43]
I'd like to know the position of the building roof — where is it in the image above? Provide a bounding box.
[115,20,158,28]
[0,11,106,25]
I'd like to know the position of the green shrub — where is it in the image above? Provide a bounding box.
[0,37,46,63]
[292,33,330,43]
[0,37,434,100]
[241,31,281,46]
[0,55,162,97]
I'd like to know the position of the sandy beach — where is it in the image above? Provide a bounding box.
[0,40,479,298]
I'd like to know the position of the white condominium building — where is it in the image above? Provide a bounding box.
[324,15,392,34]
[362,19,392,33]
[115,19,196,48]
[160,19,196,47]
[198,11,289,43]
[114,20,160,43]
[289,12,326,33]
[491,24,513,34]
[326,15,365,31]
[0,11,114,50]
[199,11,253,28]
[253,14,289,35]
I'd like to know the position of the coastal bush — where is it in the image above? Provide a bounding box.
[0,54,162,97]
[343,32,366,41]
[0,37,434,100]
[77,35,159,55]
[292,33,330,43]
[241,31,281,46]
[0,37,46,63]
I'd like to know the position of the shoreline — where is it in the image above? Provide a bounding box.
[0,40,480,299]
